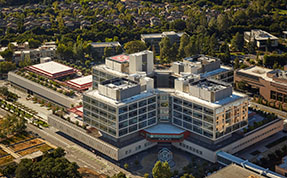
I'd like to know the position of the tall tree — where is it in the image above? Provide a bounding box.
[152,161,172,178]
[159,37,172,63]
[231,32,244,51]
[177,34,189,59]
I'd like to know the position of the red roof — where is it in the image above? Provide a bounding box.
[109,54,129,63]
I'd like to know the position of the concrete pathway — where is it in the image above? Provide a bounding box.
[0,144,20,158]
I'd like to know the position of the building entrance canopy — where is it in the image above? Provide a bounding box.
[141,124,189,142]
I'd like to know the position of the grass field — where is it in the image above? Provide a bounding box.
[10,138,43,152]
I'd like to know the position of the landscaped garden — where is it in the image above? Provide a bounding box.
[9,138,43,152]
[0,155,14,166]
[18,144,53,156]
[15,69,76,97]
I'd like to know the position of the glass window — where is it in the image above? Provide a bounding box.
[193,119,202,126]
[119,121,128,129]
[203,122,213,131]
[129,125,137,132]
[204,107,213,115]
[119,113,128,122]
[193,126,202,134]
[183,115,192,122]
[108,128,116,136]
[139,100,147,107]
[148,110,156,118]
[139,114,147,121]
[194,104,202,111]
[203,131,213,138]
[173,118,182,126]
[148,103,156,111]
[119,128,128,136]
[148,97,156,104]
[173,104,182,112]
[183,108,192,115]
[139,107,147,114]
[174,111,182,119]
[193,112,202,119]
[148,118,156,125]
[129,103,138,111]
[119,106,128,114]
[139,121,147,129]
[108,106,116,113]
[173,97,182,105]
[129,110,137,118]
[183,100,192,108]
[129,117,137,125]
[203,115,213,123]
[183,122,192,130]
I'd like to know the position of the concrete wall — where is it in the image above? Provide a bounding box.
[8,72,77,108]
[48,114,156,160]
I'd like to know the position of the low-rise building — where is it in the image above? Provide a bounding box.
[141,31,186,54]
[90,42,122,59]
[244,29,279,48]
[234,66,287,103]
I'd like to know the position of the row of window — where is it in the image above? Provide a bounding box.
[83,96,116,114]
[84,117,116,136]
[173,97,214,115]
[119,104,156,122]
[173,118,213,138]
[173,110,213,124]
[119,97,156,114]
[119,117,156,137]
[119,110,156,129]
[179,143,203,155]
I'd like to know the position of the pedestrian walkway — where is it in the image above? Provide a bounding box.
[0,144,20,158]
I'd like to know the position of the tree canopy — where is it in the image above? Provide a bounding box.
[152,161,172,178]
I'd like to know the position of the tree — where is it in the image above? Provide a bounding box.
[0,49,13,61]
[152,161,172,178]
[28,39,41,49]
[124,40,147,54]
[13,148,81,178]
[177,33,189,59]
[231,32,244,51]
[234,58,240,69]
[144,173,149,178]
[159,37,175,63]
[0,61,16,74]
[217,14,230,33]
[124,163,129,169]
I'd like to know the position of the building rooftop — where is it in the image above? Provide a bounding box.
[90,41,121,48]
[94,64,128,77]
[237,66,273,81]
[207,164,267,178]
[173,90,246,109]
[201,67,230,78]
[67,75,92,86]
[27,61,74,76]
[191,79,228,92]
[108,54,129,63]
[144,124,185,134]
[101,78,138,91]
[184,54,218,64]
[86,89,154,106]
[251,29,278,40]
